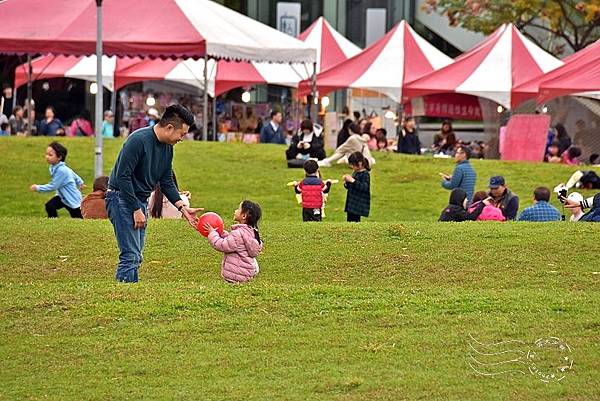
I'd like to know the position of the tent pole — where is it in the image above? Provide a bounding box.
[94,0,104,178]
[311,62,317,121]
[212,95,217,141]
[202,54,208,141]
[110,88,117,136]
[12,86,17,110]
[26,55,33,136]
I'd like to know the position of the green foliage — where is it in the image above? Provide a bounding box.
[423,0,600,53]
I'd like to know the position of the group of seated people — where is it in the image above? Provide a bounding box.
[439,174,600,223]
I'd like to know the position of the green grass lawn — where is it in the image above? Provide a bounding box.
[0,138,598,400]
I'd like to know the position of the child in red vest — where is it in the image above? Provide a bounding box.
[294,160,332,221]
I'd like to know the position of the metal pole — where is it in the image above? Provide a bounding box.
[311,62,318,121]
[11,86,17,110]
[94,0,104,178]
[110,88,117,137]
[26,55,33,136]
[202,53,208,141]
[212,95,217,141]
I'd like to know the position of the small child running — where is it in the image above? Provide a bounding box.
[204,200,263,283]
[30,141,84,218]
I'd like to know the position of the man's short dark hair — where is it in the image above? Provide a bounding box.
[159,104,194,129]
[48,141,68,162]
[270,110,281,118]
[534,186,551,202]
[456,146,471,159]
[353,111,361,120]
[303,159,318,175]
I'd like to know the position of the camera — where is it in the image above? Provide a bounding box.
[554,184,568,203]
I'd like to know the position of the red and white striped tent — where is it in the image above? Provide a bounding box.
[298,20,452,101]
[14,17,360,97]
[513,39,600,106]
[14,55,120,91]
[297,17,362,74]
[537,39,600,104]
[403,24,562,109]
[0,0,315,63]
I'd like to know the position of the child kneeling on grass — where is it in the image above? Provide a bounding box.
[204,200,263,283]
[30,141,85,218]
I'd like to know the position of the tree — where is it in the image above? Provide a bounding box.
[423,0,600,55]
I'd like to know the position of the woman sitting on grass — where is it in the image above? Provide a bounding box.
[439,188,490,222]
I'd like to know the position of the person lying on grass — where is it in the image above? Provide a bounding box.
[30,141,85,219]
[204,200,263,283]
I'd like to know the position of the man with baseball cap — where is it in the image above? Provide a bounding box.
[488,175,519,220]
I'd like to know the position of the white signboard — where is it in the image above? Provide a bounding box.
[366,8,387,47]
[277,2,301,37]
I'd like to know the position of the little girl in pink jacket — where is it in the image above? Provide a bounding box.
[204,200,263,283]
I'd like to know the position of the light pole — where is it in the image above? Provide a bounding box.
[94,0,104,178]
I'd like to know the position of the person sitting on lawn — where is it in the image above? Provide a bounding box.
[488,176,519,220]
[564,192,600,222]
[468,191,506,221]
[81,176,109,219]
[319,122,375,167]
[517,187,561,222]
[565,192,585,222]
[439,188,489,222]
[286,119,326,161]
[544,141,561,163]
[148,171,191,219]
[561,146,582,165]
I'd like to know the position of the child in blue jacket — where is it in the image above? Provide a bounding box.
[30,142,84,218]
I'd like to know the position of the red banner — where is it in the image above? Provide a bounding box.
[404,93,483,121]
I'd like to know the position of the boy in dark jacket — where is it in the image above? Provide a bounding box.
[439,188,489,222]
[295,160,332,221]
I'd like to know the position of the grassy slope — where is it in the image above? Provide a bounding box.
[1,137,597,221]
[0,138,598,400]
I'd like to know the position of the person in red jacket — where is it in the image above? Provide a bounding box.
[294,160,332,222]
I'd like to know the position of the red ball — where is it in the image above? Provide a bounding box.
[197,212,224,237]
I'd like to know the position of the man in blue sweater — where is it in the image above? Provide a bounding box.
[106,105,202,283]
[441,146,477,203]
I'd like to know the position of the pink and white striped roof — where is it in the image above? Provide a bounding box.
[297,17,361,73]
[526,39,600,104]
[403,24,562,109]
[299,20,452,101]
[14,17,360,97]
[15,55,117,91]
[0,0,315,63]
